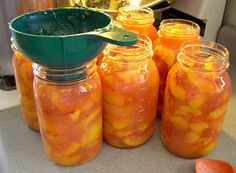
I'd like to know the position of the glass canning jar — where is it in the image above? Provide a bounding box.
[153,19,200,117]
[161,40,231,158]
[11,44,39,131]
[15,0,55,15]
[98,36,159,148]
[116,6,158,43]
[33,60,102,166]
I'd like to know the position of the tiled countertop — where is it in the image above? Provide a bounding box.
[0,67,235,173]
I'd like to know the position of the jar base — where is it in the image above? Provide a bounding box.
[104,125,156,149]
[104,135,153,149]
[161,134,217,159]
[46,144,102,166]
[21,114,40,132]
[26,125,40,132]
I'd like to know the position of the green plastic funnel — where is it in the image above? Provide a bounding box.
[9,8,138,67]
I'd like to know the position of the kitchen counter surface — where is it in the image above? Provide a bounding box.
[0,67,235,173]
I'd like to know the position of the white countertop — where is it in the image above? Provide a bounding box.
[0,89,19,111]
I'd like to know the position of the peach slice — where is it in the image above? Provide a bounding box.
[190,122,209,134]
[208,104,227,119]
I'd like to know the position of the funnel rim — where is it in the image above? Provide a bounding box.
[9,7,113,38]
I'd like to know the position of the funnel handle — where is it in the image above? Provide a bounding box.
[94,26,138,46]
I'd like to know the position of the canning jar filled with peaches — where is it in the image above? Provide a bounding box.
[15,0,55,15]
[98,36,159,148]
[153,19,200,117]
[12,44,39,131]
[116,6,158,43]
[33,60,102,166]
[161,40,231,158]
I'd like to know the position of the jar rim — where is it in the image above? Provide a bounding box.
[105,35,153,62]
[160,19,200,36]
[117,6,154,25]
[33,59,96,83]
[178,40,229,72]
